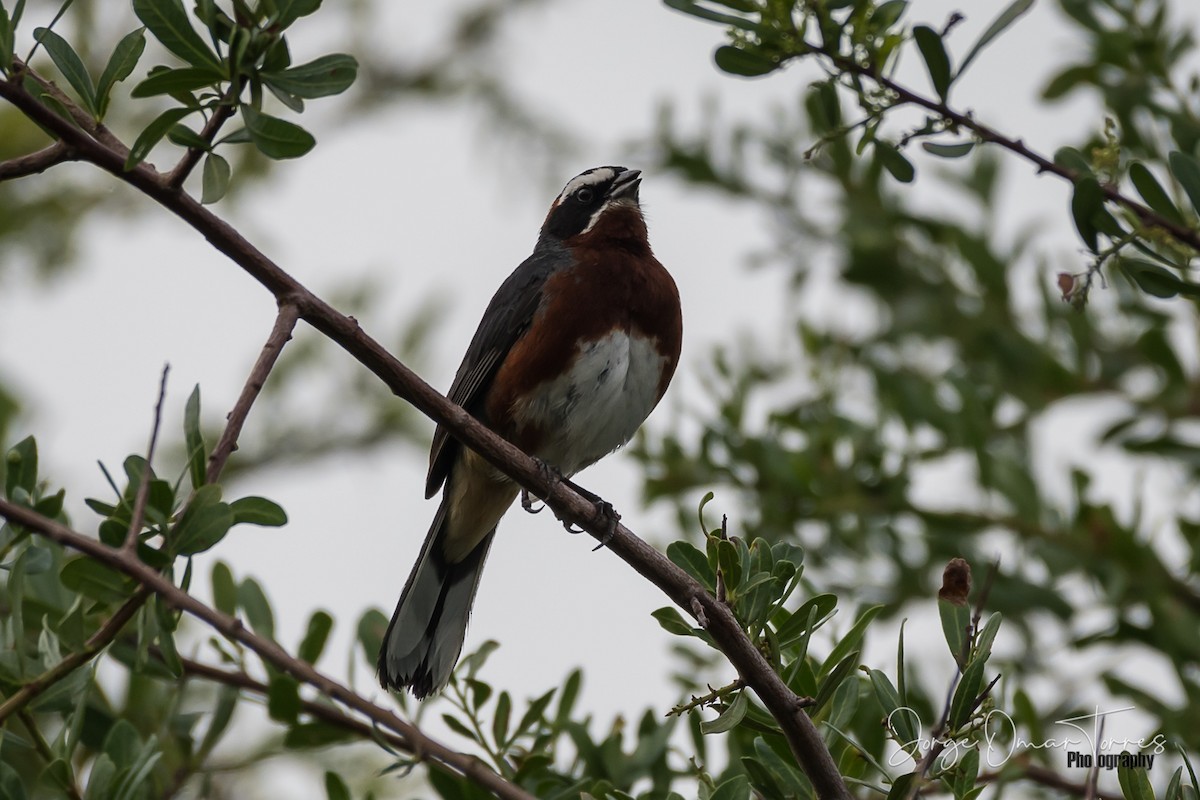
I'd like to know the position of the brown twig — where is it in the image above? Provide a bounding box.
[0,499,535,800]
[0,586,152,726]
[205,302,301,483]
[18,708,84,800]
[978,762,1121,800]
[166,94,239,190]
[801,43,1200,254]
[123,364,170,552]
[0,65,851,799]
[0,141,73,181]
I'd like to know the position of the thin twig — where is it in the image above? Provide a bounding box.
[0,586,151,726]
[166,94,239,190]
[0,499,535,800]
[123,365,170,552]
[206,302,301,483]
[804,43,1200,253]
[0,141,73,181]
[978,762,1121,800]
[17,708,85,800]
[667,678,746,716]
[0,65,852,800]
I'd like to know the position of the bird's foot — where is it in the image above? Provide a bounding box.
[561,479,621,550]
[521,458,564,515]
[520,488,544,514]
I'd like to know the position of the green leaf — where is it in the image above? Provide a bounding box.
[131,65,220,98]
[230,496,287,526]
[273,0,322,29]
[197,685,239,758]
[700,690,748,734]
[324,772,351,800]
[710,774,750,800]
[241,105,315,159]
[948,657,988,729]
[298,610,333,664]
[125,106,192,169]
[0,5,18,78]
[957,0,1035,76]
[1053,146,1093,177]
[133,0,221,70]
[876,141,915,182]
[1070,176,1104,252]
[239,576,275,639]
[356,608,387,666]
[283,721,354,748]
[912,25,952,100]
[211,561,238,615]
[777,593,837,647]
[667,540,716,590]
[33,27,97,116]
[713,44,778,77]
[263,53,357,98]
[820,605,882,677]
[96,28,147,117]
[1117,754,1155,800]
[171,484,234,555]
[515,688,555,739]
[651,606,700,638]
[812,650,858,713]
[184,384,206,488]
[6,436,38,497]
[60,558,134,604]
[1168,150,1200,216]
[867,669,919,749]
[1129,162,1185,225]
[167,124,209,149]
[922,141,975,159]
[492,691,512,746]
[939,598,972,668]
[1119,259,1194,299]
[267,674,301,723]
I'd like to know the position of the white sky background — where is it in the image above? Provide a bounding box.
[3,0,1199,794]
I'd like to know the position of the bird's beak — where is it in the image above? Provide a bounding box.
[609,169,642,201]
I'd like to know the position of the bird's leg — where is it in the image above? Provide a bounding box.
[562,478,621,550]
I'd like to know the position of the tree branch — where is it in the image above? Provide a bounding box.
[123,364,170,551]
[0,586,151,726]
[0,499,536,800]
[206,302,301,483]
[0,64,851,798]
[0,141,73,181]
[166,95,239,190]
[807,43,1200,254]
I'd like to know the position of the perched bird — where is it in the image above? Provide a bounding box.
[378,166,683,698]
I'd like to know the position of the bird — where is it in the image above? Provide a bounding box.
[378,166,683,698]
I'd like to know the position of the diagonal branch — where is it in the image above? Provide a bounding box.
[0,141,74,181]
[0,64,851,799]
[806,43,1200,253]
[0,586,151,726]
[0,499,535,800]
[206,301,301,483]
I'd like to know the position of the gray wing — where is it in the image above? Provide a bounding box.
[424,243,566,498]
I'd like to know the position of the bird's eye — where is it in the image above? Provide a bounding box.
[575,187,595,204]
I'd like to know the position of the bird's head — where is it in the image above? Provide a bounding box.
[540,166,647,248]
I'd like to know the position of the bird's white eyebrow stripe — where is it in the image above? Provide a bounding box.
[556,167,619,203]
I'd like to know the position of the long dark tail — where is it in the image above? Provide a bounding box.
[378,498,495,698]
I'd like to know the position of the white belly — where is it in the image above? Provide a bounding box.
[513,330,666,476]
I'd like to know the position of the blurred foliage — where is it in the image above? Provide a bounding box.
[3,0,1200,799]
